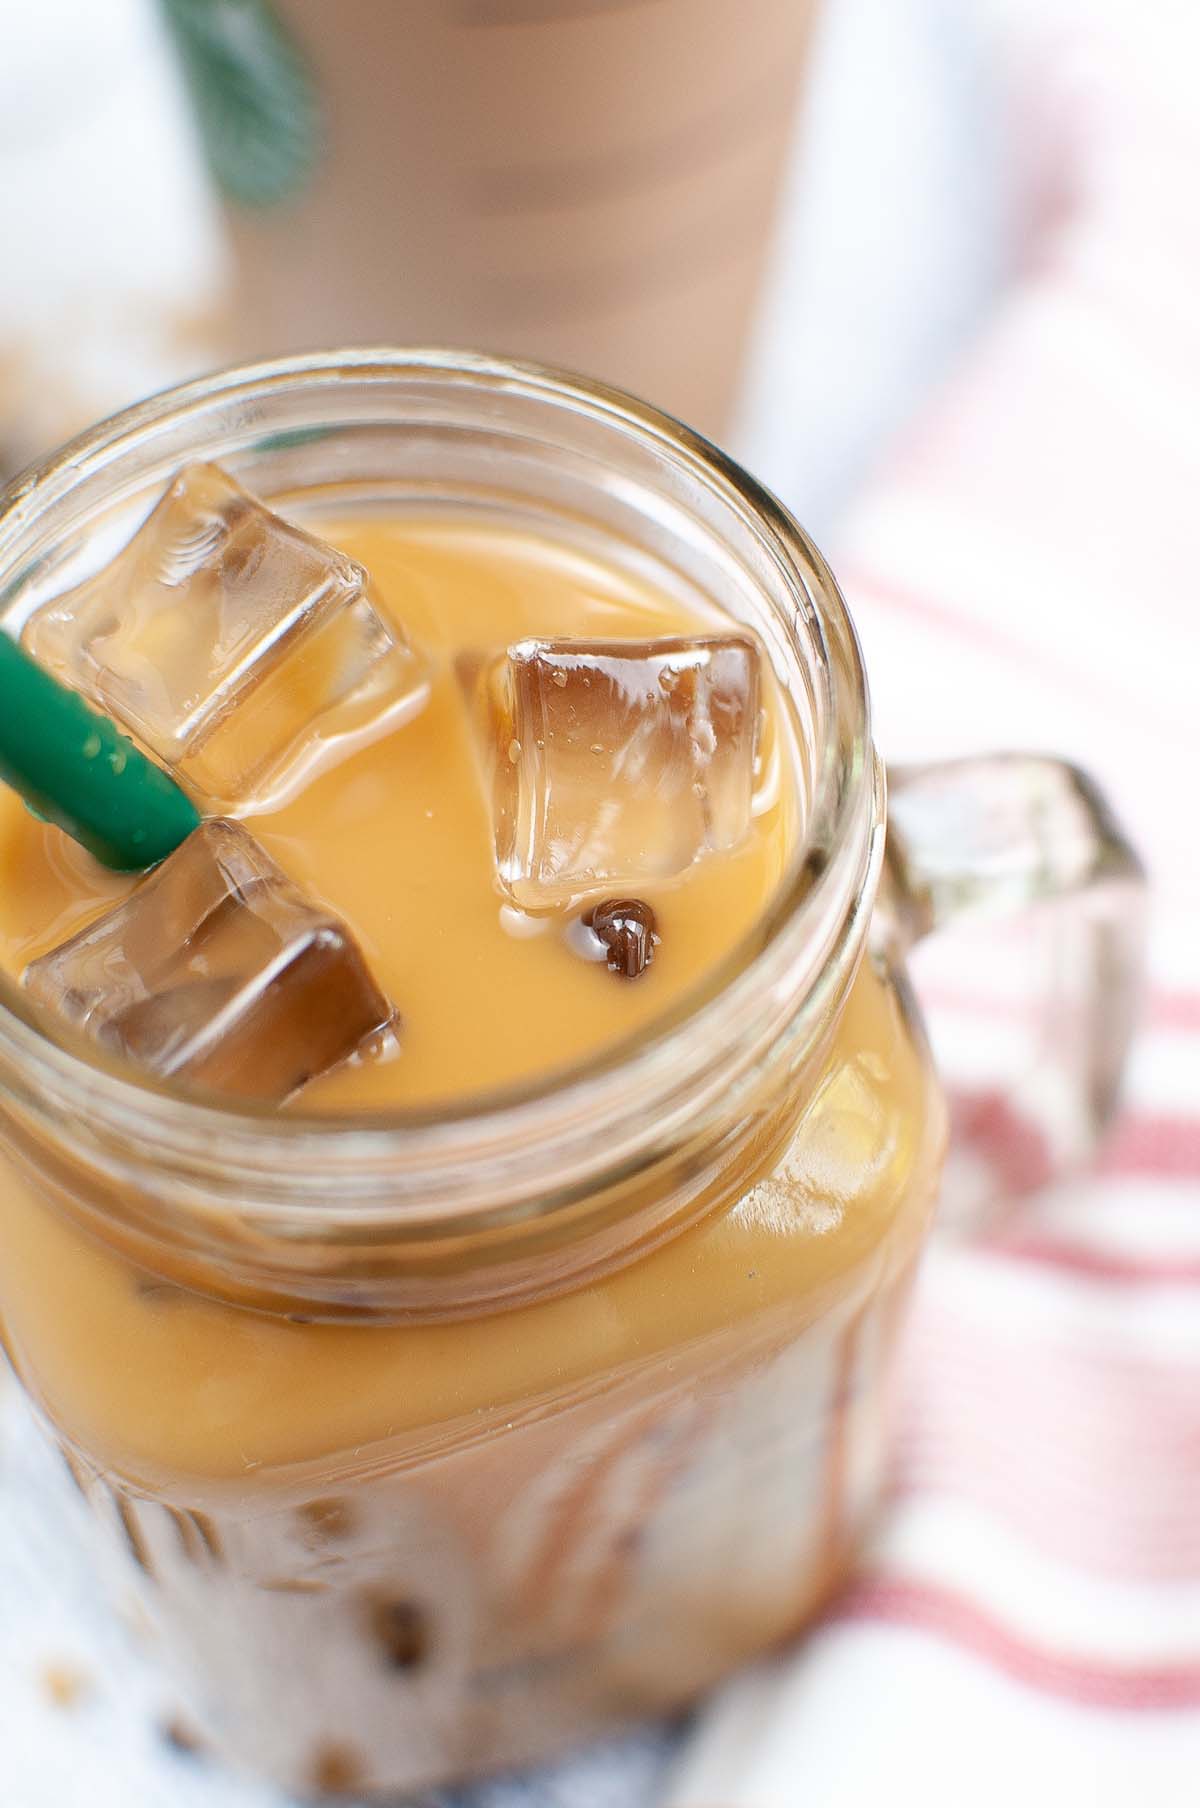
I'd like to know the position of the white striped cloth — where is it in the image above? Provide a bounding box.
[664,0,1200,1801]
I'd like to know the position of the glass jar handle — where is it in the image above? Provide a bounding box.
[881,755,1146,1225]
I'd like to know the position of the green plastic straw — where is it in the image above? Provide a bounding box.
[0,633,200,870]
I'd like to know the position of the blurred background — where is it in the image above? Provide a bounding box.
[0,0,1002,537]
[2,1,1197,1804]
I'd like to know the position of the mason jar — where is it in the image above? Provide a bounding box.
[0,352,1143,1799]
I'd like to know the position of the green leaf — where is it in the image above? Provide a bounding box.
[160,0,321,209]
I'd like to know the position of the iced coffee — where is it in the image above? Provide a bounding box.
[0,426,944,1796]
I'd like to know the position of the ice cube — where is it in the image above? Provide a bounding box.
[22,464,429,809]
[461,635,760,908]
[23,820,392,1100]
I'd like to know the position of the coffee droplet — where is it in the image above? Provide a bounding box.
[368,1596,430,1671]
[298,1496,356,1545]
[160,1715,205,1759]
[310,1742,365,1795]
[584,899,659,979]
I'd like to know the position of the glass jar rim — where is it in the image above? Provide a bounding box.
[0,349,879,1246]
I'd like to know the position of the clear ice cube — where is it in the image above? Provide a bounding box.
[22,464,429,809]
[462,634,761,908]
[23,820,392,1100]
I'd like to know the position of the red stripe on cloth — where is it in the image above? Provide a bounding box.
[886,1470,1200,1581]
[830,1577,1200,1710]
[949,1089,1055,1193]
[890,1302,1200,1580]
[901,1311,1200,1431]
[948,1090,1200,1190]
[921,983,1200,1033]
[893,1459,1200,1579]
[1102,1115,1200,1179]
[838,565,1036,664]
[984,1235,1200,1287]
[1150,992,1200,1033]
[839,563,1100,701]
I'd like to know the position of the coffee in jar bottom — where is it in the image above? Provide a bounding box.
[0,506,945,1796]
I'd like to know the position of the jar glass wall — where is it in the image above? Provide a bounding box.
[0,353,945,1798]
